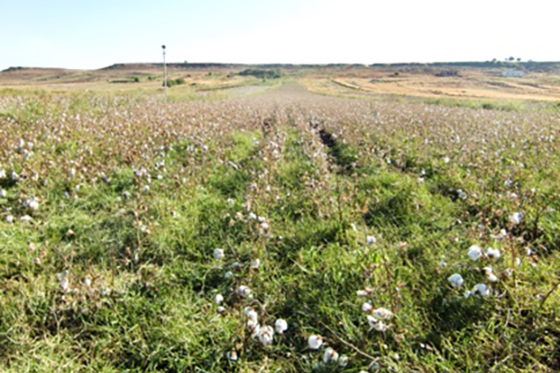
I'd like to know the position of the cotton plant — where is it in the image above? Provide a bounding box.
[509,212,524,226]
[448,274,464,288]
[23,197,39,212]
[446,242,508,301]
[214,248,225,260]
[237,285,252,299]
[308,335,323,349]
[274,319,288,334]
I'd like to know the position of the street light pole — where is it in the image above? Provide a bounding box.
[162,45,167,88]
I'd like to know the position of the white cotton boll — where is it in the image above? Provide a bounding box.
[483,267,493,276]
[505,268,514,277]
[84,277,91,288]
[373,320,387,332]
[247,320,260,338]
[323,348,339,364]
[492,228,508,240]
[227,198,234,206]
[215,294,224,304]
[250,258,260,270]
[0,189,6,198]
[357,290,369,297]
[217,306,226,313]
[367,315,378,328]
[486,248,501,260]
[275,319,288,334]
[258,216,266,223]
[372,308,394,320]
[338,355,348,367]
[142,185,150,192]
[258,325,274,346]
[60,278,69,293]
[0,169,6,179]
[308,335,323,349]
[5,215,14,223]
[260,222,269,232]
[214,248,224,260]
[224,271,234,279]
[448,274,464,288]
[248,212,257,220]
[525,247,533,256]
[244,307,258,322]
[457,189,468,200]
[509,212,524,225]
[468,245,482,261]
[472,284,489,297]
[367,314,387,331]
[444,156,450,164]
[226,350,238,361]
[362,302,373,313]
[515,258,522,267]
[487,274,499,282]
[238,285,252,299]
[20,215,33,222]
[24,197,39,211]
[464,290,472,299]
[367,235,376,245]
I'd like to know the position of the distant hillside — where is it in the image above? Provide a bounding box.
[369,61,560,73]
[4,61,560,75]
[1,66,72,73]
[100,63,370,71]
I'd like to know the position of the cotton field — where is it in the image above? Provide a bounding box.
[0,83,559,372]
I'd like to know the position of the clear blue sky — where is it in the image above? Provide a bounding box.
[1,0,558,70]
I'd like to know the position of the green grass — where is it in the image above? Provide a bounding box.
[0,87,558,372]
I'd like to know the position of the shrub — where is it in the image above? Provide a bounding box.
[238,69,282,79]
[164,78,186,87]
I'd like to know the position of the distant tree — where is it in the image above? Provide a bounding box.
[508,56,515,62]
[516,58,521,62]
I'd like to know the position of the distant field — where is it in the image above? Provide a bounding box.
[2,63,559,105]
[0,66,559,372]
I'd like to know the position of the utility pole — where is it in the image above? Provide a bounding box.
[162,45,167,88]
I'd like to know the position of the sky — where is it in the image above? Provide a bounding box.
[1,0,558,70]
